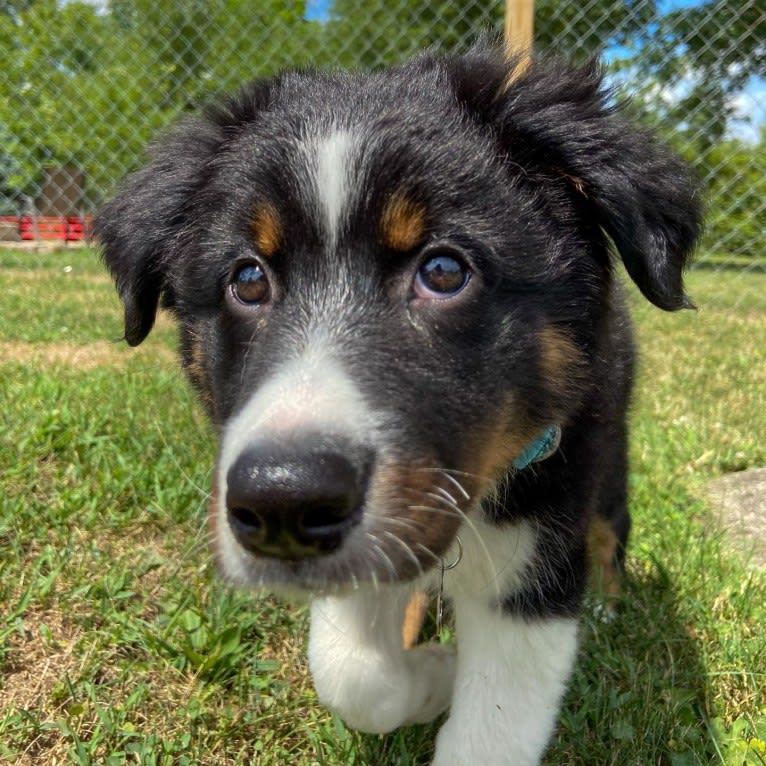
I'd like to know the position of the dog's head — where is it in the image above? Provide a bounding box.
[96,47,700,593]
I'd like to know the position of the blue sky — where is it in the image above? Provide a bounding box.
[306,0,330,21]
[307,0,709,20]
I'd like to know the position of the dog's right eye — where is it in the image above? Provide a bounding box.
[231,263,270,306]
[414,252,470,299]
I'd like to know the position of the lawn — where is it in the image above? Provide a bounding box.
[1,247,764,766]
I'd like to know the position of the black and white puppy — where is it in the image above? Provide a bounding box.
[96,46,701,765]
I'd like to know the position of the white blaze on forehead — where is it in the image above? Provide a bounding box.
[310,128,358,247]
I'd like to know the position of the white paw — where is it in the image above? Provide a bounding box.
[311,642,456,734]
[312,648,413,733]
[404,642,456,725]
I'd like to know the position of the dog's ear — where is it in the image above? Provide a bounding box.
[446,49,702,311]
[95,80,274,345]
[94,116,226,346]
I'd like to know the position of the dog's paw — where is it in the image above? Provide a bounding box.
[311,649,423,734]
[404,642,456,725]
[311,641,455,734]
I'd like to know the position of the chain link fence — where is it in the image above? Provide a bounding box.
[0,1,764,286]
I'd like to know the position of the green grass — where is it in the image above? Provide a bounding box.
[1,247,765,765]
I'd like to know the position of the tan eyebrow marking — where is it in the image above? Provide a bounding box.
[379,193,427,252]
[250,202,282,258]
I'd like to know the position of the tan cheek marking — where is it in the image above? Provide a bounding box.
[369,457,464,574]
[538,325,587,405]
[250,202,282,258]
[467,331,585,485]
[538,325,583,380]
[468,393,542,487]
[183,328,214,415]
[587,515,622,601]
[380,194,427,252]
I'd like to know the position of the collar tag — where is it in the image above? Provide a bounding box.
[512,425,562,470]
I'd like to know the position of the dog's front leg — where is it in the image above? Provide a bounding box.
[432,598,578,766]
[308,587,455,734]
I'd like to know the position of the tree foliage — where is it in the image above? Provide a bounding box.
[634,0,766,149]
[534,0,657,54]
[320,0,503,69]
[0,0,763,259]
[0,0,315,205]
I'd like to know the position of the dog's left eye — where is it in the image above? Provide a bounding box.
[231,263,270,305]
[414,252,470,299]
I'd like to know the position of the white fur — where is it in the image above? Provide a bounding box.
[311,129,357,247]
[308,517,579,765]
[309,585,455,734]
[432,610,578,766]
[215,343,377,584]
[443,517,537,602]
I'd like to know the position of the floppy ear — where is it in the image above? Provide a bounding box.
[94,118,217,345]
[446,49,703,310]
[95,79,274,345]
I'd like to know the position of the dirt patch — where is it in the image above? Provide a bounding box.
[0,529,198,765]
[0,611,81,766]
[0,609,85,713]
[1,340,175,369]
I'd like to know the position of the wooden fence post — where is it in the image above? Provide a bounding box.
[505,0,535,70]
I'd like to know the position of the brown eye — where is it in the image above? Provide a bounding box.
[231,263,270,305]
[414,253,470,298]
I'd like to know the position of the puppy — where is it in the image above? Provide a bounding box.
[96,45,701,765]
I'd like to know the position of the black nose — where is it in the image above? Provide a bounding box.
[225,440,370,560]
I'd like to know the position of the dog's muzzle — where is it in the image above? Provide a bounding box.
[225,436,372,560]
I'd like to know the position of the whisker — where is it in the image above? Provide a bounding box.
[423,490,458,511]
[366,532,398,584]
[415,542,441,568]
[430,486,458,506]
[417,466,488,485]
[382,530,423,577]
[406,504,462,518]
[369,560,380,595]
[438,471,472,502]
[409,497,501,597]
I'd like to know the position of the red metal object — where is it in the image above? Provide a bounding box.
[11,215,93,242]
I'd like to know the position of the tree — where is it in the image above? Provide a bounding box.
[534,0,656,55]
[0,0,110,204]
[0,0,762,255]
[627,1,765,150]
[321,0,503,70]
[0,0,316,206]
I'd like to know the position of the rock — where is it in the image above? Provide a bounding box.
[708,467,766,568]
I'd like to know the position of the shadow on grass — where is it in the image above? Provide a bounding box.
[555,562,716,766]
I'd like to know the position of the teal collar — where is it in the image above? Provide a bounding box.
[513,425,562,470]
